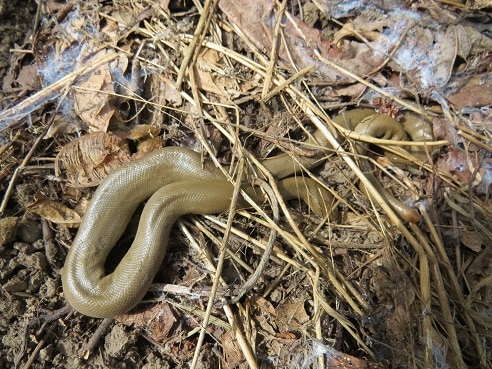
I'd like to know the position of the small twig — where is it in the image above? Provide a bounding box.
[37,305,74,336]
[261,65,314,102]
[167,300,231,330]
[261,0,287,99]
[22,331,45,369]
[0,123,51,215]
[227,178,279,304]
[82,318,114,360]
[175,0,217,90]
[457,129,492,153]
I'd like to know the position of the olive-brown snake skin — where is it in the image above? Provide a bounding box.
[61,109,432,318]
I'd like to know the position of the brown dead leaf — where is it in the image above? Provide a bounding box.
[44,115,85,139]
[219,0,348,83]
[332,82,367,98]
[250,295,276,316]
[389,24,454,90]
[275,300,309,332]
[219,0,275,55]
[221,330,245,368]
[455,25,492,56]
[469,107,492,130]
[27,192,82,227]
[141,74,182,130]
[169,339,196,363]
[448,77,492,110]
[158,75,183,107]
[55,132,131,187]
[220,0,476,98]
[432,116,459,144]
[100,16,120,41]
[257,113,294,158]
[74,65,115,132]
[274,331,297,340]
[466,246,492,288]
[437,147,491,194]
[73,197,91,219]
[334,20,380,45]
[127,124,161,141]
[134,137,163,158]
[436,147,471,184]
[116,303,177,342]
[460,229,485,252]
[102,5,159,44]
[73,51,128,132]
[16,64,41,92]
[193,48,241,99]
[246,295,278,338]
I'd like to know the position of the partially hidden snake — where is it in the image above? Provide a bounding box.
[61,108,433,318]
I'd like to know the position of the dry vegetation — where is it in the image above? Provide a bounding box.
[0,0,491,368]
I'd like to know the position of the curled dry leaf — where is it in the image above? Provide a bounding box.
[334,21,380,45]
[74,65,115,132]
[27,192,82,228]
[55,132,131,188]
[126,124,162,158]
[73,51,128,132]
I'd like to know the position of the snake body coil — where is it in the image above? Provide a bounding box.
[62,109,431,318]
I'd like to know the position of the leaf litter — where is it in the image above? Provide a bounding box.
[0,0,491,368]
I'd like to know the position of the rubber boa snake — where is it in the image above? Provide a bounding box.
[61,108,433,318]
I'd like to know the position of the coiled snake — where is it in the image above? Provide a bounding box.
[62,108,432,317]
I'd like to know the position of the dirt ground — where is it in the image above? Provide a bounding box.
[0,1,491,369]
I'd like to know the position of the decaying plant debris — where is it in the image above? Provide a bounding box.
[0,0,491,368]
